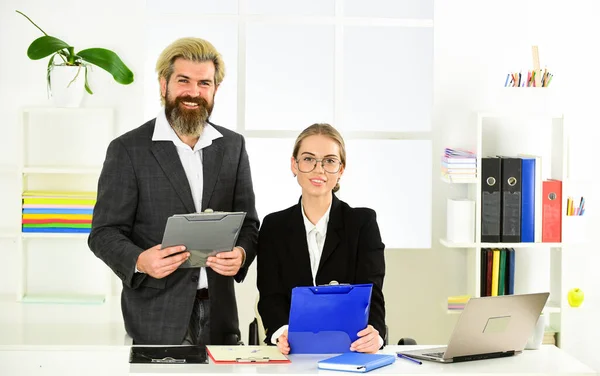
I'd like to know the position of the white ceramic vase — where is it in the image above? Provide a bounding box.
[49,65,85,108]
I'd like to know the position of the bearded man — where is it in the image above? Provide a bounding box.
[89,38,259,345]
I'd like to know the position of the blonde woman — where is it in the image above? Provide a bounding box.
[257,123,386,354]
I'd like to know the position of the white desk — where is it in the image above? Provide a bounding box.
[0,345,595,376]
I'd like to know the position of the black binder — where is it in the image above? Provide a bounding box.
[499,157,522,243]
[129,345,208,364]
[481,157,502,243]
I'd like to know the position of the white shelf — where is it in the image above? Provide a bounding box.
[22,166,102,175]
[446,301,561,315]
[11,107,114,305]
[21,232,90,239]
[440,175,478,184]
[543,302,561,314]
[439,238,563,249]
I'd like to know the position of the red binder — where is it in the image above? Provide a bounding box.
[542,179,562,242]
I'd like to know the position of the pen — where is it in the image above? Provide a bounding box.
[397,353,422,365]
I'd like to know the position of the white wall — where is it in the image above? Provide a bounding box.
[0,0,598,371]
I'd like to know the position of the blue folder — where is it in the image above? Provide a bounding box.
[288,283,372,354]
[520,157,536,242]
[318,352,395,373]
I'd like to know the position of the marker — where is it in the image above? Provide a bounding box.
[397,353,422,365]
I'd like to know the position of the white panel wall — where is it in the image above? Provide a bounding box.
[245,23,335,130]
[343,27,433,132]
[143,1,434,250]
[340,140,432,248]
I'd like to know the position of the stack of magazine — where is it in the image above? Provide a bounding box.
[441,148,476,183]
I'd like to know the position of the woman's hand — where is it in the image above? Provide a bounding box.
[277,329,291,355]
[350,325,380,353]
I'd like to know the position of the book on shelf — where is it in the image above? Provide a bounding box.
[481,248,515,297]
[21,190,96,234]
[447,295,470,311]
[443,148,476,159]
[442,148,477,181]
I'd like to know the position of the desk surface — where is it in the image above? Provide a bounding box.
[0,345,595,376]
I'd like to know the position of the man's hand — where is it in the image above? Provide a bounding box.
[136,244,189,279]
[350,325,380,353]
[277,329,290,355]
[206,246,244,276]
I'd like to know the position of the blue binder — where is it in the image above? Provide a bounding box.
[288,283,372,354]
[520,157,536,242]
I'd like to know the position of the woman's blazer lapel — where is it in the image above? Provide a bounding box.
[286,202,314,286]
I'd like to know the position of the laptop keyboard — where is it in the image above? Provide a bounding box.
[423,352,445,358]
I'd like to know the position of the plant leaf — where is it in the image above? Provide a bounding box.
[76,48,134,85]
[28,36,71,60]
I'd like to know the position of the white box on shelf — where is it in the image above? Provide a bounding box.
[446,198,475,243]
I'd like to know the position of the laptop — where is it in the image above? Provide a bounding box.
[398,292,549,363]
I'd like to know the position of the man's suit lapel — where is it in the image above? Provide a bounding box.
[201,139,224,211]
[287,202,314,286]
[151,141,196,213]
[318,194,342,272]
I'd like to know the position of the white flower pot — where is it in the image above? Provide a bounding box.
[50,65,85,108]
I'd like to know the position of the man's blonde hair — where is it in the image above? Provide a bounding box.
[155,37,226,104]
[293,123,346,193]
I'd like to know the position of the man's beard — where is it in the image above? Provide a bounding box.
[164,91,214,137]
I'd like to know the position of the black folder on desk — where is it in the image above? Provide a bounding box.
[129,345,208,364]
[499,157,522,243]
[481,157,502,243]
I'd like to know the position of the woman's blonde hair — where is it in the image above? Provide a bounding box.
[293,123,346,193]
[155,37,226,105]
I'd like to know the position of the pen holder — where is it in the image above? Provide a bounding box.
[562,216,588,245]
[493,87,559,115]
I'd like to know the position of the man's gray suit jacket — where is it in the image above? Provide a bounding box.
[88,119,259,345]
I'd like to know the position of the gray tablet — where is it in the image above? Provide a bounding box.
[161,211,246,268]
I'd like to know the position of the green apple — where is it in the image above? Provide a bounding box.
[567,288,584,307]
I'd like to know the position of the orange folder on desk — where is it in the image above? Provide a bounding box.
[206,345,290,364]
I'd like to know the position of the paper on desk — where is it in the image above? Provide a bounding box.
[206,345,290,364]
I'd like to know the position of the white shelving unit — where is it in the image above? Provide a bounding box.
[14,107,117,304]
[441,111,572,347]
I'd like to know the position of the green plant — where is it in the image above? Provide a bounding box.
[16,10,134,94]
